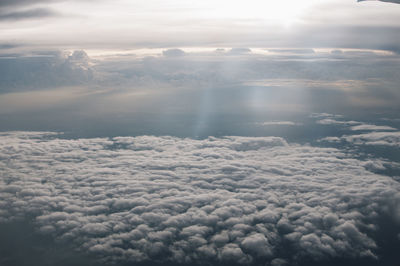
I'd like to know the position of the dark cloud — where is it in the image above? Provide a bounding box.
[0,50,92,92]
[162,49,186,57]
[0,43,20,50]
[0,0,62,8]
[358,0,400,4]
[0,132,399,266]
[0,8,56,21]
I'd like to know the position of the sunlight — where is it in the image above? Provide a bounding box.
[200,0,318,26]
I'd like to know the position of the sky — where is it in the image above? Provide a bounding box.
[0,0,400,51]
[0,1,400,266]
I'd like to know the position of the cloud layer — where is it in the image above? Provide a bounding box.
[0,132,399,265]
[315,114,400,147]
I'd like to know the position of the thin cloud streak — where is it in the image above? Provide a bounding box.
[0,8,57,21]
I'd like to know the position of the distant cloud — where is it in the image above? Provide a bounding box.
[256,121,301,126]
[229,48,252,55]
[162,48,185,57]
[0,8,56,21]
[316,119,360,126]
[0,43,19,49]
[358,0,400,4]
[0,132,399,265]
[268,49,315,54]
[315,114,400,146]
[310,113,344,119]
[343,131,400,147]
[0,0,51,8]
[316,119,397,132]
[350,124,397,131]
[0,50,93,92]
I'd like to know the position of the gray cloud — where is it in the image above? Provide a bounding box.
[0,1,399,52]
[162,49,186,57]
[0,0,65,8]
[0,0,39,7]
[1,50,400,138]
[0,43,20,50]
[0,50,93,92]
[255,121,301,126]
[228,48,252,55]
[358,0,400,4]
[0,8,56,21]
[0,132,399,265]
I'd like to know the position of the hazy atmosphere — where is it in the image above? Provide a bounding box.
[0,1,399,266]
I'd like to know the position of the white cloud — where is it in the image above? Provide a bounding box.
[350,124,397,131]
[342,131,400,147]
[256,121,301,126]
[316,118,360,126]
[0,132,399,265]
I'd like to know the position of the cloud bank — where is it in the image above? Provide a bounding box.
[0,50,92,92]
[0,132,399,265]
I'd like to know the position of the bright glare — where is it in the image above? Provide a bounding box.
[191,0,318,26]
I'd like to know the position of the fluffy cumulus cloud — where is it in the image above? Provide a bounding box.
[0,132,399,265]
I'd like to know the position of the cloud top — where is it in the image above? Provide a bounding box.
[0,132,399,265]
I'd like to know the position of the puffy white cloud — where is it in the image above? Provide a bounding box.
[0,132,399,265]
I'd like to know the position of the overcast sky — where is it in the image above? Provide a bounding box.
[0,0,400,52]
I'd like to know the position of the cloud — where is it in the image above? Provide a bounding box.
[0,0,64,8]
[0,0,399,52]
[350,124,397,131]
[320,129,400,147]
[268,49,315,55]
[228,48,252,55]
[1,49,400,137]
[0,43,19,50]
[342,131,400,147]
[313,114,400,147]
[162,49,186,57]
[255,121,301,126]
[0,8,57,21]
[358,0,400,4]
[316,119,360,126]
[0,132,399,265]
[0,50,93,92]
[0,0,51,8]
[316,119,398,132]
